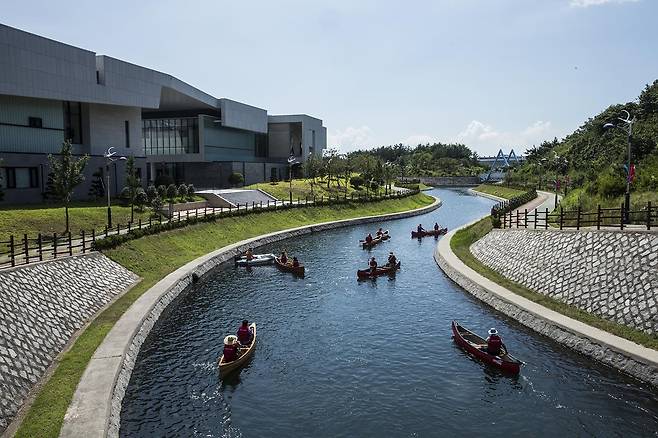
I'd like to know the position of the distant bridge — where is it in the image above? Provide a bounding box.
[477,149,525,182]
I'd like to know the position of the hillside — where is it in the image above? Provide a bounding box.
[507,80,658,211]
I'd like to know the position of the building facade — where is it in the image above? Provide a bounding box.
[0,23,326,203]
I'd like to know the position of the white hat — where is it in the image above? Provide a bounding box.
[224,335,237,346]
[488,328,498,335]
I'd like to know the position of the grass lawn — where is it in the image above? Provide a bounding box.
[15,192,434,438]
[418,182,433,191]
[245,177,367,201]
[0,197,205,242]
[450,217,658,351]
[472,184,526,200]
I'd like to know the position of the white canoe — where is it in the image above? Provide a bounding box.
[236,253,276,266]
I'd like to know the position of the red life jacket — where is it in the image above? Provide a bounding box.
[237,325,252,345]
[223,344,238,362]
[487,335,502,355]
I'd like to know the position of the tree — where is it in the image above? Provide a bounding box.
[48,140,89,233]
[88,169,105,200]
[166,184,178,217]
[177,183,188,202]
[146,185,158,203]
[151,195,164,219]
[228,172,244,187]
[304,154,322,196]
[323,148,340,189]
[157,185,167,199]
[135,188,148,212]
[186,184,196,201]
[123,156,141,222]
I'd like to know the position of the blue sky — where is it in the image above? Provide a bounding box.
[2,0,657,156]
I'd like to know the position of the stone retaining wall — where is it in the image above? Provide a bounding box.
[471,228,658,335]
[434,242,658,386]
[60,197,442,438]
[0,254,138,434]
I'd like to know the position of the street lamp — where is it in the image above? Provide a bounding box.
[287,154,299,204]
[103,147,126,228]
[604,110,635,223]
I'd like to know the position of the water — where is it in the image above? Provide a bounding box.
[120,188,658,437]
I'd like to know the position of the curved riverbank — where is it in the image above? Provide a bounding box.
[435,218,658,386]
[59,196,441,438]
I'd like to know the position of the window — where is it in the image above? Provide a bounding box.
[28,117,43,128]
[125,120,130,148]
[63,101,82,144]
[5,167,39,189]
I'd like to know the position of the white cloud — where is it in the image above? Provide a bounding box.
[570,0,639,7]
[454,120,554,157]
[328,126,374,152]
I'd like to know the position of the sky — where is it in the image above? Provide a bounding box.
[2,0,657,156]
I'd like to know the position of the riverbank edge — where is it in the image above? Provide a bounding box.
[467,188,506,202]
[434,218,658,387]
[59,196,442,438]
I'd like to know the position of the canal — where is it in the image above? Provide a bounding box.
[120,188,658,437]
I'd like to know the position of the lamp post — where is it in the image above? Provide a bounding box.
[104,147,126,228]
[604,110,635,223]
[287,154,298,204]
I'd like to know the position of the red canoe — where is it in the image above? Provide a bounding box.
[451,320,522,374]
[275,257,305,276]
[361,230,390,248]
[357,261,401,278]
[411,228,447,238]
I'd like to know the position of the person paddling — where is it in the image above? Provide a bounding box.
[280,250,288,264]
[387,252,397,267]
[485,328,503,356]
[417,224,425,233]
[369,257,378,273]
[223,335,239,362]
[376,227,384,237]
[292,257,300,267]
[245,247,254,261]
[365,233,373,244]
[434,222,440,231]
[237,320,253,346]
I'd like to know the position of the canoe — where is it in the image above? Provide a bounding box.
[218,323,257,377]
[357,261,401,278]
[361,230,389,248]
[236,253,275,266]
[451,321,522,374]
[411,228,447,238]
[275,257,305,276]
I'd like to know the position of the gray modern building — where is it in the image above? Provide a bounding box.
[0,23,326,204]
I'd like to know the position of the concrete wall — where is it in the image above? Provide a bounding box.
[0,95,64,154]
[471,229,658,334]
[87,104,143,157]
[0,253,138,434]
[419,176,480,186]
[219,99,267,133]
[268,115,326,161]
[0,153,146,204]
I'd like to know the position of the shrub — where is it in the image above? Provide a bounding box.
[166,184,178,201]
[146,185,158,202]
[597,169,626,198]
[177,183,188,202]
[157,185,167,199]
[186,184,196,201]
[150,195,163,217]
[350,175,365,188]
[135,188,148,212]
[229,172,244,187]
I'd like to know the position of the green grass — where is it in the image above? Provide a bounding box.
[15,192,434,438]
[245,177,364,201]
[0,196,202,242]
[450,217,658,351]
[418,182,433,191]
[473,184,526,200]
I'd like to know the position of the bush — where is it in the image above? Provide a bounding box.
[154,174,174,188]
[597,169,626,198]
[491,215,502,228]
[157,185,167,199]
[146,185,158,202]
[150,195,163,217]
[166,184,178,201]
[135,188,148,212]
[187,184,196,201]
[178,183,188,202]
[350,175,365,188]
[229,172,244,187]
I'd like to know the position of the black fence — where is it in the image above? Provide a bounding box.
[0,189,420,269]
[502,202,658,230]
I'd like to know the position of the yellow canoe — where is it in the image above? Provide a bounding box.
[218,323,257,377]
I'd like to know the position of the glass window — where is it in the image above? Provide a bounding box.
[63,101,82,144]
[4,167,39,189]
